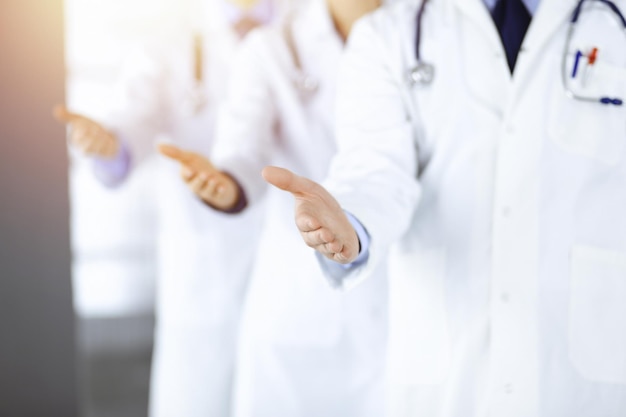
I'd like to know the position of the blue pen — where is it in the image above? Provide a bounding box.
[572,50,584,78]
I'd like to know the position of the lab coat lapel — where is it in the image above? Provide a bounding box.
[521,0,578,56]
[452,0,503,52]
[506,0,577,105]
[451,0,512,115]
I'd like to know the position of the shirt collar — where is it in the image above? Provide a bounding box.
[483,0,541,15]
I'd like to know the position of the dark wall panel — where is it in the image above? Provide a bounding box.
[0,1,78,415]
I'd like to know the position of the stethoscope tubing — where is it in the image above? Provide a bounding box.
[408,0,435,86]
[562,0,626,106]
[414,0,430,64]
[411,0,625,107]
[572,0,626,26]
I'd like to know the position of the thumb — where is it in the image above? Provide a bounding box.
[157,143,195,164]
[262,166,317,196]
[53,104,84,124]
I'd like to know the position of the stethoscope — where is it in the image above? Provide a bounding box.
[283,18,320,96]
[186,19,318,114]
[185,32,209,115]
[409,0,626,107]
[561,0,626,106]
[407,0,435,86]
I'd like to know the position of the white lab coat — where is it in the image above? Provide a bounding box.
[325,0,626,416]
[101,13,265,417]
[212,1,388,416]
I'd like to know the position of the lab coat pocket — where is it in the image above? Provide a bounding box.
[548,60,626,166]
[387,246,451,385]
[569,245,626,384]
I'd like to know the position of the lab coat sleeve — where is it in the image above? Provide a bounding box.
[211,31,277,206]
[91,139,133,187]
[322,13,422,288]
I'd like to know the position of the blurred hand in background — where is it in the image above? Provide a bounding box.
[53,105,119,158]
[158,143,239,210]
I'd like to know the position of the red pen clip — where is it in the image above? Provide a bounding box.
[582,47,599,87]
[588,47,599,65]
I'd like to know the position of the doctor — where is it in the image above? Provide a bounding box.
[158,0,388,415]
[54,1,275,416]
[264,0,626,416]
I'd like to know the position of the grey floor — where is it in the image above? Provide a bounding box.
[77,315,154,417]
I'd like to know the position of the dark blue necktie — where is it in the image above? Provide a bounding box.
[491,0,532,73]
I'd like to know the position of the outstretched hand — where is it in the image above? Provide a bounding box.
[53,105,119,158]
[262,166,359,264]
[158,143,240,211]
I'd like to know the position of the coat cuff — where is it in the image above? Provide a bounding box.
[91,138,132,188]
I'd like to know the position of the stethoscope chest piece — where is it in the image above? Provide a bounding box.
[408,61,435,86]
[184,83,208,116]
[294,73,319,94]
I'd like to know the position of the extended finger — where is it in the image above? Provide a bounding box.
[204,174,228,196]
[53,104,86,125]
[81,136,101,155]
[158,143,195,164]
[71,122,101,145]
[97,134,119,158]
[262,166,317,196]
[69,124,88,144]
[101,136,119,157]
[332,244,358,264]
[301,227,336,248]
[324,240,345,254]
[295,210,323,233]
[181,165,197,181]
[188,172,208,195]
[90,136,109,156]
[329,251,352,264]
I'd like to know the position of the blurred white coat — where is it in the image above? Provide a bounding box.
[212,0,388,416]
[98,5,266,416]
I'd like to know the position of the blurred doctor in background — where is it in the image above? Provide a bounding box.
[55,0,278,416]
[159,0,388,415]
